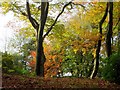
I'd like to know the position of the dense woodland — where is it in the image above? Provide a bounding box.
[1,0,120,88]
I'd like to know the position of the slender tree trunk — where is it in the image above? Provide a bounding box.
[106,2,113,57]
[90,3,108,79]
[88,60,94,77]
[118,2,120,55]
[36,2,49,76]
[118,25,120,54]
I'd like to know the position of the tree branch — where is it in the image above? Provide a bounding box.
[99,3,109,29]
[72,3,86,9]
[43,2,72,39]
[113,18,120,30]
[12,2,39,32]
[26,0,39,32]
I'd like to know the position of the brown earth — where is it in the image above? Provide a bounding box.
[2,74,120,89]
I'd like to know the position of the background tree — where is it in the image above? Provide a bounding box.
[105,2,113,57]
[90,2,108,79]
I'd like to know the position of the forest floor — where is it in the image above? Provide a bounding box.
[2,73,120,89]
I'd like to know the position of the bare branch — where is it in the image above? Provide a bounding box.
[43,2,72,39]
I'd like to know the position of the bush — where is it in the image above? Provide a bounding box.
[2,52,15,74]
[2,52,29,75]
[102,54,120,84]
[14,68,29,75]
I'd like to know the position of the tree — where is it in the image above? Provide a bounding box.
[90,3,109,79]
[35,2,49,76]
[118,2,120,54]
[27,1,86,76]
[90,1,115,78]
[106,2,113,57]
[35,1,73,76]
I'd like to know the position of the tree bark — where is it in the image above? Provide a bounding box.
[90,3,108,79]
[106,2,113,57]
[36,2,49,76]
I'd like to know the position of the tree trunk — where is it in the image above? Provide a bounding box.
[88,60,94,77]
[36,2,49,76]
[118,2,120,55]
[106,2,113,57]
[90,3,108,79]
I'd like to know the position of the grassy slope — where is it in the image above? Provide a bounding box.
[2,74,120,89]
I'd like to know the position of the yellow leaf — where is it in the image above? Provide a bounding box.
[73,49,78,54]
[82,48,86,55]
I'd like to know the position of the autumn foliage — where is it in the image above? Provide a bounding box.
[29,46,63,78]
[29,51,36,70]
[44,45,63,78]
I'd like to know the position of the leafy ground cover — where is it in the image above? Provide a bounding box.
[2,74,120,89]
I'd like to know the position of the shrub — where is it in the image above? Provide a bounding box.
[14,68,29,75]
[2,52,15,73]
[102,54,120,84]
[2,52,29,75]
